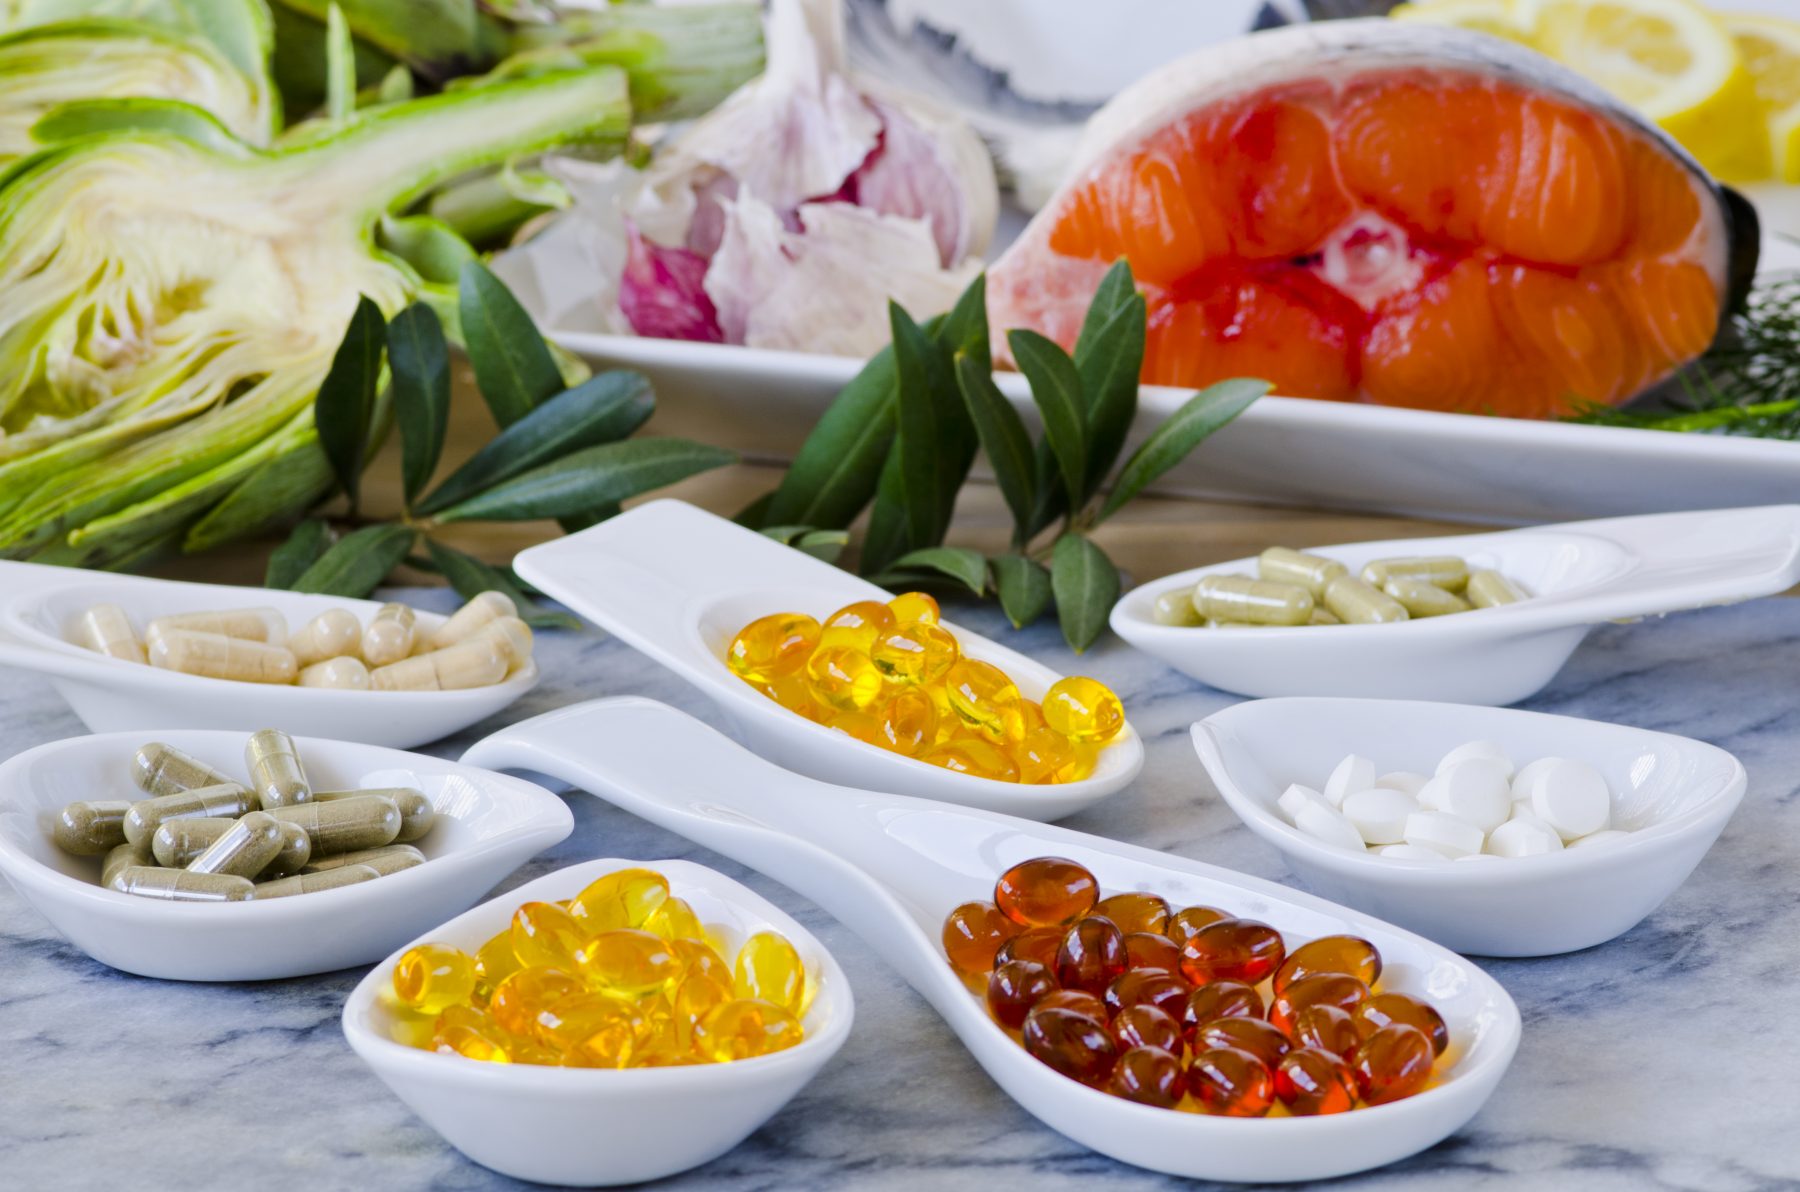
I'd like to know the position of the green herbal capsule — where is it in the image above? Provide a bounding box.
[51,800,132,855]
[1360,556,1470,593]
[263,821,313,878]
[245,728,311,809]
[303,843,425,876]
[151,817,236,868]
[1151,589,1204,627]
[130,743,235,797]
[255,864,381,898]
[112,866,255,902]
[316,787,434,842]
[1310,608,1341,626]
[123,784,258,846]
[187,811,285,879]
[1467,569,1529,608]
[1258,548,1348,597]
[269,795,400,856]
[102,842,151,889]
[1382,577,1471,618]
[1192,575,1314,627]
[1323,575,1410,625]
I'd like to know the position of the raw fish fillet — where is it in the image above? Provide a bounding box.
[989,21,1760,418]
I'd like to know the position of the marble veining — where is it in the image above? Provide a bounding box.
[4,588,1800,1190]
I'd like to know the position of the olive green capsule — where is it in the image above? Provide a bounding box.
[1258,547,1348,597]
[131,743,235,797]
[245,728,310,808]
[266,821,313,877]
[51,800,132,856]
[1192,574,1314,627]
[255,864,381,898]
[303,843,425,876]
[187,811,285,879]
[1360,556,1470,594]
[1323,575,1411,625]
[1151,588,1204,627]
[123,784,258,846]
[1310,607,1341,626]
[1467,569,1529,609]
[316,787,434,842]
[151,817,236,868]
[1383,577,1472,618]
[362,603,417,667]
[102,842,151,888]
[112,866,255,902]
[269,795,400,856]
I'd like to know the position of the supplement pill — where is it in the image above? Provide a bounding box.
[113,866,255,902]
[1294,802,1366,850]
[727,613,821,684]
[470,617,533,672]
[51,800,132,855]
[1467,569,1529,608]
[1322,575,1408,625]
[245,729,310,808]
[362,603,417,667]
[1258,547,1348,596]
[1042,676,1125,744]
[254,864,381,898]
[102,842,150,888]
[303,843,423,876]
[1402,811,1485,858]
[146,606,287,646]
[370,637,508,692]
[76,604,145,663]
[1360,556,1469,593]
[1340,788,1418,846]
[151,817,236,867]
[1192,575,1314,627]
[298,657,370,690]
[424,591,515,652]
[1438,740,1514,778]
[266,821,313,877]
[131,743,235,797]
[317,787,433,842]
[1323,755,1376,806]
[187,811,285,878]
[1150,588,1203,626]
[1382,577,1470,618]
[269,795,401,855]
[148,629,297,684]
[123,784,257,845]
[289,609,361,666]
[1527,758,1612,840]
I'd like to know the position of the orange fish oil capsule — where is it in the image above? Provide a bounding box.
[987,959,1058,1029]
[535,992,650,1067]
[1123,931,1183,973]
[570,867,670,931]
[876,688,938,756]
[1022,1005,1118,1087]
[1055,916,1127,995]
[805,645,885,711]
[361,602,417,666]
[1103,968,1190,1019]
[1165,905,1230,945]
[1354,991,1450,1056]
[1042,676,1125,744]
[1112,1004,1183,1053]
[887,591,940,625]
[393,943,478,1013]
[1179,918,1287,986]
[1095,891,1171,935]
[694,998,804,1063]
[727,613,821,684]
[995,926,1063,969]
[1273,934,1383,994]
[474,930,523,997]
[1198,1017,1292,1070]
[1035,989,1108,1020]
[733,930,805,1014]
[511,900,589,970]
[580,929,684,998]
[1189,1046,1275,1116]
[820,600,896,651]
[76,604,145,663]
[289,608,362,666]
[870,621,959,684]
[942,900,1022,974]
[1276,1047,1358,1115]
[944,659,1021,734]
[1270,973,1369,1035]
[1181,981,1264,1043]
[920,736,1020,782]
[148,629,297,684]
[1351,1024,1436,1105]
[994,856,1099,927]
[1293,1004,1362,1059]
[489,966,584,1038]
[1108,1045,1185,1108]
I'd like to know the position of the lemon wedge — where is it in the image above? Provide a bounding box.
[1727,11,1800,183]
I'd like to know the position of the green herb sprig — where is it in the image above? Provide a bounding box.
[743,263,1268,652]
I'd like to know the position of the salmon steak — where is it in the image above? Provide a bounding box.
[989,22,1760,419]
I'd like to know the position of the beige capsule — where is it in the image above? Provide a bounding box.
[187,811,285,879]
[145,607,287,647]
[362,603,417,667]
[1323,575,1410,625]
[123,784,258,846]
[112,866,255,902]
[1257,548,1348,598]
[1310,607,1341,626]
[290,609,361,666]
[421,591,516,653]
[1383,577,1472,618]
[370,636,508,692]
[316,787,434,842]
[1151,588,1203,627]
[255,864,381,898]
[269,795,400,855]
[51,800,132,856]
[1360,556,1470,594]
[131,742,236,797]
[298,656,370,690]
[148,629,297,685]
[102,841,151,889]
[1192,574,1314,627]
[303,843,425,876]
[151,817,236,868]
[472,617,533,672]
[75,604,145,664]
[1467,569,1530,609]
[245,728,311,808]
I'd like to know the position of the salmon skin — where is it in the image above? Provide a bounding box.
[989,21,1760,419]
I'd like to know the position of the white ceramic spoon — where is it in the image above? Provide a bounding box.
[462,696,1522,1183]
[1109,506,1800,704]
[0,560,538,748]
[511,498,1143,820]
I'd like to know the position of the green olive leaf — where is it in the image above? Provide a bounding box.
[885,545,987,595]
[387,303,451,509]
[313,294,386,512]
[1009,329,1089,511]
[433,438,735,522]
[290,522,415,596]
[264,518,332,589]
[763,345,897,529]
[955,351,1037,541]
[424,538,580,629]
[1097,378,1268,523]
[990,552,1053,628]
[1051,532,1120,653]
[459,260,562,428]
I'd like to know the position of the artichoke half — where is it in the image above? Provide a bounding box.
[0,67,630,564]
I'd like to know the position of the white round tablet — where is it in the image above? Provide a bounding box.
[1403,811,1484,858]
[1569,829,1631,849]
[1295,801,1367,851]
[1379,843,1449,863]
[1278,783,1329,822]
[1485,817,1564,858]
[1432,761,1512,832]
[1436,739,1514,779]
[1529,758,1612,841]
[1510,757,1559,802]
[1375,771,1429,798]
[1323,755,1376,807]
[1341,788,1418,846]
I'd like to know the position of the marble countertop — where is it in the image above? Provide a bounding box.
[5,588,1799,1190]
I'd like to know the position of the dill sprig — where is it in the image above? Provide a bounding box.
[1561,271,1800,438]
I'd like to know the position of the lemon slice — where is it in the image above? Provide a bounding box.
[1727,11,1800,183]
[1390,0,1534,42]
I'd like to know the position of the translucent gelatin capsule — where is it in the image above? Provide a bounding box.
[820,600,896,652]
[1151,588,1204,627]
[995,926,1062,969]
[876,688,938,756]
[187,811,285,878]
[1293,1004,1361,1060]
[1354,991,1450,1056]
[1165,904,1230,945]
[670,939,732,985]
[131,743,235,797]
[805,645,885,712]
[512,900,589,970]
[1274,935,1383,994]
[987,959,1057,1029]
[245,728,310,808]
[145,607,286,646]
[1094,892,1171,935]
[1014,726,1078,785]
[1180,918,1287,986]
[147,630,297,684]
[1361,556,1470,593]
[254,864,380,898]
[1468,568,1529,608]
[570,867,670,931]
[1351,1024,1436,1105]
[268,794,400,854]
[289,609,361,666]
[870,621,959,684]
[536,992,650,1067]
[1383,576,1471,618]
[1122,931,1183,973]
[727,613,821,685]
[887,591,939,625]
[474,931,522,996]
[424,591,516,653]
[579,929,684,998]
[112,866,255,902]
[1036,989,1108,1020]
[942,900,1022,974]
[1112,1004,1183,1054]
[733,930,805,1014]
[393,943,478,1013]
[944,659,1021,732]
[1276,1047,1358,1115]
[643,896,705,941]
[149,817,231,867]
[362,603,417,667]
[1054,916,1127,995]
[123,784,257,846]
[1323,575,1410,625]
[298,657,370,690]
[469,617,533,673]
[1022,1005,1117,1087]
[370,637,508,692]
[1180,982,1264,1043]
[1108,1045,1184,1107]
[1269,973,1370,1035]
[267,821,313,876]
[317,787,434,842]
[694,999,804,1063]
[1198,1017,1291,1070]
[920,736,1020,783]
[489,966,585,1038]
[51,800,131,855]
[102,842,149,889]
[671,969,735,1049]
[433,1005,512,1063]
[994,856,1098,927]
[76,604,145,663]
[1189,1046,1275,1116]
[1102,969,1189,1019]
[303,843,421,876]
[1193,574,1314,626]
[1258,547,1348,597]
[1042,676,1125,744]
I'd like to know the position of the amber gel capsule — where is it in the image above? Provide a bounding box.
[246,728,311,808]
[52,800,132,855]
[76,604,145,663]
[123,784,258,846]
[131,743,236,797]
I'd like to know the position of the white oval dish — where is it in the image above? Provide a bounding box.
[1109,506,1800,705]
[1192,697,1746,956]
[0,560,539,748]
[510,498,1144,820]
[462,696,1521,1183]
[342,856,853,1187]
[0,729,572,980]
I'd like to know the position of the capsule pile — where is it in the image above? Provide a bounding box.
[725,592,1126,784]
[943,856,1449,1114]
[71,590,532,691]
[387,867,811,1068]
[1152,548,1529,628]
[49,734,436,901]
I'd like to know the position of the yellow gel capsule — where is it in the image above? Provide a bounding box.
[489,967,584,1038]
[380,983,438,1049]
[290,609,361,666]
[694,999,804,1063]
[887,591,940,626]
[534,992,649,1068]
[393,943,478,1014]
[726,613,820,685]
[805,645,885,712]
[870,621,958,684]
[819,600,896,652]
[362,603,417,667]
[670,938,732,986]
[576,929,682,997]
[670,970,735,1048]
[147,629,297,684]
[733,930,805,1015]
[921,736,1021,783]
[944,658,1021,732]
[1015,726,1076,785]
[825,709,885,747]
[1151,588,1204,627]
[1042,676,1125,744]
[876,687,938,756]
[757,673,826,722]
[511,900,588,970]
[474,929,523,998]
[570,867,671,931]
[433,1004,513,1063]
[76,603,145,663]
[644,895,705,941]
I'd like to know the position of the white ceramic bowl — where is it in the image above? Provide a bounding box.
[464,696,1521,1183]
[0,561,539,748]
[1111,506,1800,705]
[1192,698,1746,956]
[0,729,573,980]
[511,499,1144,820]
[342,857,853,1186]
